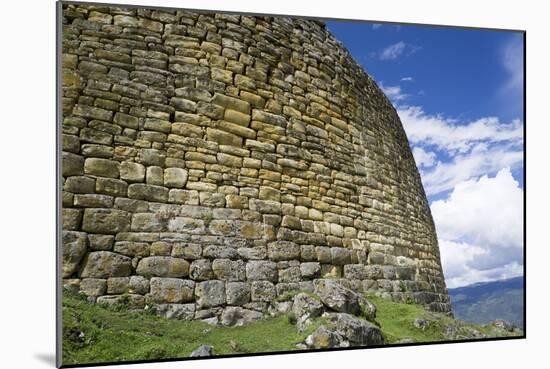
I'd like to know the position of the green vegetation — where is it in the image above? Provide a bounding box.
[366,295,519,344]
[62,291,522,366]
[62,292,322,365]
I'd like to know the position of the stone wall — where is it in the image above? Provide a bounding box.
[60,3,451,321]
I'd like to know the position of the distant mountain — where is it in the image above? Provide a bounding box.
[448,276,524,329]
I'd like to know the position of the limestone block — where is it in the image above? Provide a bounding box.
[195,280,225,308]
[84,158,120,178]
[245,260,277,282]
[212,259,246,281]
[226,282,251,305]
[81,209,130,234]
[136,256,190,278]
[164,168,188,188]
[149,277,195,303]
[79,251,132,278]
[62,231,87,277]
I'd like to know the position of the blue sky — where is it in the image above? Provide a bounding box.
[326,20,524,287]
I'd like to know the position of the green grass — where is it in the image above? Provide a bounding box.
[62,293,322,365]
[62,292,522,365]
[366,294,522,344]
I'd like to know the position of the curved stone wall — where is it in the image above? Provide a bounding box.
[60,3,451,320]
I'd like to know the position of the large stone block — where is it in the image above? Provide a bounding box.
[62,152,84,177]
[120,162,145,183]
[81,209,130,234]
[245,260,277,282]
[267,241,300,261]
[149,277,195,303]
[128,183,169,202]
[164,168,188,188]
[84,158,120,178]
[79,251,132,278]
[251,281,276,302]
[136,257,190,278]
[226,282,250,305]
[62,231,87,277]
[195,280,225,308]
[212,259,246,281]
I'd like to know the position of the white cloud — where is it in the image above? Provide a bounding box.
[420,143,523,195]
[372,23,382,30]
[397,105,523,195]
[412,146,436,168]
[432,168,524,288]
[501,34,524,95]
[401,76,414,82]
[398,105,523,154]
[380,83,408,102]
[379,41,407,60]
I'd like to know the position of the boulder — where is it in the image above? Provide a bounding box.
[220,306,263,326]
[292,293,324,320]
[304,325,343,349]
[326,312,384,346]
[189,345,214,357]
[154,303,195,320]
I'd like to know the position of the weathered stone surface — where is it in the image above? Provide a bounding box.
[137,257,190,278]
[107,277,130,294]
[220,306,263,326]
[61,6,450,316]
[81,209,130,234]
[149,277,195,303]
[305,325,342,349]
[300,262,321,279]
[226,282,251,305]
[80,278,107,297]
[195,280,225,308]
[292,293,324,320]
[212,259,246,281]
[168,189,199,205]
[189,345,213,357]
[84,158,119,178]
[190,259,214,281]
[314,279,362,315]
[246,261,278,282]
[79,251,132,278]
[63,152,84,176]
[155,303,195,320]
[251,281,276,302]
[267,241,300,261]
[120,162,145,183]
[88,234,114,251]
[128,184,169,202]
[164,168,188,188]
[326,312,384,346]
[62,231,87,277]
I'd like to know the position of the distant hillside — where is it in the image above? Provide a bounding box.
[448,276,524,328]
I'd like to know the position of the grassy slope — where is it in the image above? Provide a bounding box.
[62,293,522,366]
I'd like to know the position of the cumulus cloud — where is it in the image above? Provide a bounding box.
[412,146,436,168]
[397,105,523,195]
[420,143,523,195]
[380,83,408,102]
[398,105,523,154]
[379,41,407,60]
[501,34,524,95]
[432,168,524,288]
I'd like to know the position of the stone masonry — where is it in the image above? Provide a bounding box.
[60,3,451,322]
